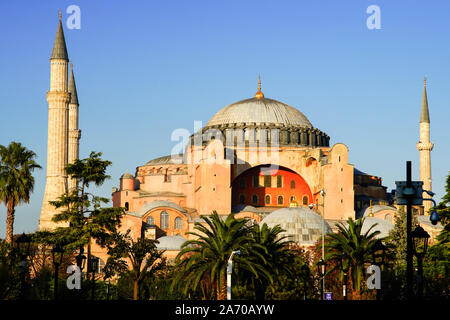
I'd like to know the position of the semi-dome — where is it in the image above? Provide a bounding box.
[156,235,187,251]
[206,97,313,128]
[360,217,394,239]
[260,207,332,245]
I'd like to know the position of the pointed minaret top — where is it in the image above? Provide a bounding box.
[68,62,79,105]
[420,76,430,123]
[254,75,264,99]
[51,12,69,61]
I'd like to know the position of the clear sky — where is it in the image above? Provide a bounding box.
[0,0,449,237]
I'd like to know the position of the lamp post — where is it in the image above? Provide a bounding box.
[227,250,241,300]
[301,264,310,300]
[51,243,64,300]
[371,240,386,301]
[411,225,430,300]
[310,189,326,299]
[339,253,350,301]
[15,233,31,300]
[317,259,327,300]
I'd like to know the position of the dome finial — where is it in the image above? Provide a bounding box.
[424,76,427,87]
[254,75,264,99]
[59,10,62,21]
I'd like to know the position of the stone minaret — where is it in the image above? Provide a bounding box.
[416,77,434,214]
[39,13,70,230]
[67,62,81,191]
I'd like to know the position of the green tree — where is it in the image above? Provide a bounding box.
[387,206,418,267]
[324,217,382,298]
[0,142,41,243]
[172,212,269,300]
[103,230,166,300]
[237,223,291,299]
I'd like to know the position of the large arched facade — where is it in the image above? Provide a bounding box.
[231,164,313,208]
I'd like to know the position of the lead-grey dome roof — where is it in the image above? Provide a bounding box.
[206,97,313,128]
[156,235,187,251]
[360,217,394,239]
[261,207,331,245]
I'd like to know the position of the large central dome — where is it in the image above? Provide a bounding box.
[206,97,313,128]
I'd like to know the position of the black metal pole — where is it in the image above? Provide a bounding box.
[19,262,26,300]
[417,256,424,300]
[406,161,414,300]
[53,264,59,301]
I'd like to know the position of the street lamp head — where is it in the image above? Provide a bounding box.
[75,252,87,271]
[320,189,325,197]
[51,243,64,266]
[411,225,430,257]
[15,233,32,258]
[317,259,327,276]
[430,209,439,225]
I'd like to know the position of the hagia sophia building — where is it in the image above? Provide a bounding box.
[39,15,442,265]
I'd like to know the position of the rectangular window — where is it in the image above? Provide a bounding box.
[253,175,259,187]
[264,175,271,188]
[277,175,282,188]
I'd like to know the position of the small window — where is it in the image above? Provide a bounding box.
[253,175,259,188]
[239,194,246,204]
[264,175,271,188]
[277,175,282,188]
[302,195,308,206]
[265,195,271,204]
[290,180,295,189]
[124,202,129,211]
[252,194,258,205]
[146,216,154,226]
[290,196,296,203]
[277,196,284,205]
[160,211,169,229]
[174,217,182,230]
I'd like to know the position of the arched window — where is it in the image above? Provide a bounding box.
[277,195,284,205]
[277,175,283,188]
[124,202,129,211]
[265,195,271,204]
[146,216,154,226]
[302,195,309,206]
[290,196,296,203]
[252,194,258,205]
[174,217,182,230]
[239,194,246,204]
[290,180,295,189]
[160,211,169,229]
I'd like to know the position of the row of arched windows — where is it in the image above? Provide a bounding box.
[239,194,309,206]
[240,176,298,189]
[146,211,183,230]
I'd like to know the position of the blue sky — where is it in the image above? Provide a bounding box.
[0,0,449,237]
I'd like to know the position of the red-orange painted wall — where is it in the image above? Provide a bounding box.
[231,165,313,207]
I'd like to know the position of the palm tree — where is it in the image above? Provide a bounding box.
[323,217,382,298]
[173,211,269,300]
[0,142,41,243]
[240,223,292,299]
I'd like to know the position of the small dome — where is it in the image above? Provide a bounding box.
[261,207,332,245]
[121,172,134,179]
[361,217,394,239]
[156,235,187,251]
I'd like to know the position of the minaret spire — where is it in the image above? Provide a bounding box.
[420,77,430,123]
[416,76,434,214]
[68,62,81,192]
[51,11,69,61]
